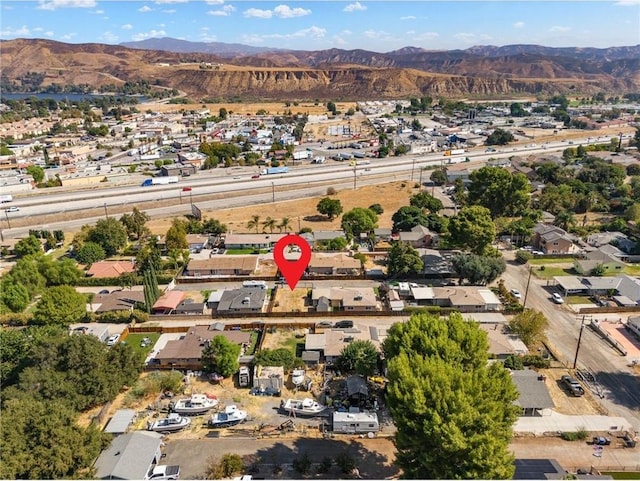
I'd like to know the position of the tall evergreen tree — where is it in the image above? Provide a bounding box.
[383,313,519,479]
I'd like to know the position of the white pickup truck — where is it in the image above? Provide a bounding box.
[145,465,180,480]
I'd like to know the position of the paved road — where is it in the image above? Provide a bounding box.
[500,254,640,428]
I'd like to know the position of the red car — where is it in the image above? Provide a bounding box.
[251,174,261,179]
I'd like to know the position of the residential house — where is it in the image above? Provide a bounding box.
[308,253,362,276]
[305,326,382,363]
[478,323,528,359]
[532,223,578,254]
[93,431,163,480]
[574,249,625,275]
[185,234,209,252]
[86,260,136,278]
[90,291,145,314]
[223,233,287,250]
[184,256,258,277]
[553,275,640,304]
[398,224,435,248]
[628,316,640,337]
[150,325,251,370]
[408,286,502,312]
[419,249,457,277]
[312,230,348,249]
[511,370,554,417]
[586,231,635,254]
[174,299,206,315]
[217,287,267,314]
[253,365,284,395]
[177,151,207,169]
[311,287,379,312]
[151,291,185,314]
[160,163,197,177]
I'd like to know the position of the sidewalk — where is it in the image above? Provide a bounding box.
[515,411,633,435]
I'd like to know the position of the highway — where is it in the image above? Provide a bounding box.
[1,134,621,237]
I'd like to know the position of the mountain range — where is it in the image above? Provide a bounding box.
[2,38,639,101]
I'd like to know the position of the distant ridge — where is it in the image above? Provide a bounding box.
[120,37,284,57]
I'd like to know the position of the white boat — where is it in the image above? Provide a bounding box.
[291,368,305,386]
[147,413,191,433]
[281,398,328,416]
[170,393,218,415]
[208,405,248,429]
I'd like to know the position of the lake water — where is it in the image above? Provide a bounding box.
[0,92,147,102]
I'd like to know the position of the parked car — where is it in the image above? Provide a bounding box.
[560,375,584,397]
[251,174,260,179]
[510,289,522,299]
[552,293,564,304]
[98,289,110,295]
[316,321,333,329]
[5,206,19,212]
[335,320,354,329]
[106,334,120,346]
[593,436,611,446]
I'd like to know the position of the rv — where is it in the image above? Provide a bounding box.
[332,411,379,434]
[242,280,267,290]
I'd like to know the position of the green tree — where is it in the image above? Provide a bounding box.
[120,207,150,240]
[88,217,128,256]
[32,285,87,326]
[202,218,227,235]
[201,335,240,377]
[38,256,82,286]
[383,313,519,479]
[485,128,515,146]
[322,237,348,251]
[368,203,384,215]
[278,216,293,233]
[430,168,447,186]
[336,340,378,376]
[410,191,444,214]
[262,216,277,233]
[254,348,300,371]
[447,206,496,255]
[624,203,640,223]
[510,102,527,117]
[452,253,506,285]
[467,167,531,217]
[392,205,429,232]
[508,309,549,347]
[10,256,46,297]
[341,207,378,239]
[26,165,45,183]
[317,197,343,220]
[206,453,244,479]
[387,242,424,276]
[14,235,43,257]
[247,215,261,233]
[165,218,188,251]
[554,209,576,231]
[75,241,106,265]
[0,277,30,312]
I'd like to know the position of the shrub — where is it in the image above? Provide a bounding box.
[326,187,337,195]
[561,427,587,441]
[515,250,533,264]
[317,457,333,474]
[522,354,551,368]
[292,452,312,475]
[503,355,524,370]
[335,453,356,474]
[368,203,384,215]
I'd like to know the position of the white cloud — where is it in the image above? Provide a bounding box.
[0,25,30,36]
[33,27,44,32]
[240,33,264,44]
[454,32,477,42]
[513,21,525,28]
[243,25,327,43]
[273,4,311,18]
[412,31,440,41]
[162,9,176,13]
[205,0,224,4]
[138,5,152,12]
[549,25,570,32]
[613,0,639,6]
[3,4,13,9]
[100,31,119,43]
[91,9,104,14]
[131,29,167,41]
[158,23,166,27]
[121,23,133,30]
[341,29,352,36]
[243,8,272,18]
[61,32,77,40]
[38,0,96,10]
[154,0,188,3]
[45,31,54,36]
[207,4,235,16]
[363,29,396,41]
[400,15,416,20]
[343,2,366,12]
[333,35,348,45]
[199,32,218,42]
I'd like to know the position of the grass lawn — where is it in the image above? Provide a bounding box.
[623,265,640,276]
[225,248,268,255]
[531,266,575,279]
[565,295,591,305]
[121,332,161,357]
[602,473,640,480]
[528,257,576,265]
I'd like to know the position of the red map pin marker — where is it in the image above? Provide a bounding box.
[273,234,312,290]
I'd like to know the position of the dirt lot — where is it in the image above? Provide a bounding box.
[142,100,356,117]
[146,181,418,237]
[539,369,607,416]
[272,288,309,313]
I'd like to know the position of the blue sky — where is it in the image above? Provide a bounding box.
[1,1,639,52]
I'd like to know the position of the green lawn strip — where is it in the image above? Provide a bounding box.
[602,473,640,480]
[623,265,640,275]
[120,332,161,357]
[531,266,575,278]
[565,295,591,305]
[528,257,576,265]
[225,249,255,255]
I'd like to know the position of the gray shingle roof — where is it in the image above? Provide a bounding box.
[511,370,554,410]
[94,431,162,479]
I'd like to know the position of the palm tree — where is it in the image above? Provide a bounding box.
[247,215,260,233]
[278,217,292,233]
[554,209,576,231]
[262,217,277,234]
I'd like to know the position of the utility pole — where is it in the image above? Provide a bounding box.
[353,165,357,190]
[103,202,108,219]
[522,265,533,308]
[411,158,416,181]
[271,182,275,203]
[573,315,589,369]
[5,210,11,228]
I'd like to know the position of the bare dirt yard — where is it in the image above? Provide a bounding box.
[538,369,607,416]
[272,288,309,313]
[146,181,418,237]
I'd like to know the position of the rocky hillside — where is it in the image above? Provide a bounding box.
[2,39,639,100]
